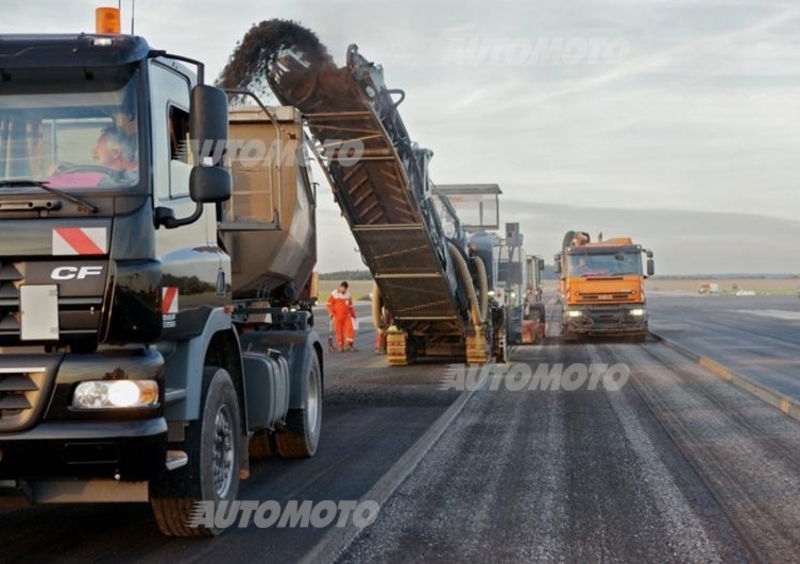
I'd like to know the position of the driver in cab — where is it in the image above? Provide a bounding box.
[47,126,138,188]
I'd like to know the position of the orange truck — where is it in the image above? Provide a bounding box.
[554,231,654,341]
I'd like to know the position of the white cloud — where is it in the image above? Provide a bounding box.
[3,0,798,272]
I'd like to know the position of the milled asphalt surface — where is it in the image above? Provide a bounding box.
[0,305,461,563]
[340,304,800,563]
[3,298,800,562]
[648,294,800,399]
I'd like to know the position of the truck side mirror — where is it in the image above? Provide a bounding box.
[189,84,231,203]
[189,85,229,165]
[157,85,231,229]
[190,166,231,203]
[538,258,545,272]
[646,258,654,277]
[553,255,561,274]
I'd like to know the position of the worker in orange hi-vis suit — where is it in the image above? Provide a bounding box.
[327,281,357,352]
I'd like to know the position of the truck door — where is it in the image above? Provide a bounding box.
[149,60,227,338]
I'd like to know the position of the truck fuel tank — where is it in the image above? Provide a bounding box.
[242,350,290,431]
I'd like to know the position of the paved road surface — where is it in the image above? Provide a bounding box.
[341,318,800,562]
[0,308,460,563]
[649,294,800,400]
[3,301,800,562]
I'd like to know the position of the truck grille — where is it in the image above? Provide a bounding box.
[0,262,23,334]
[578,292,633,302]
[0,261,104,341]
[0,367,48,431]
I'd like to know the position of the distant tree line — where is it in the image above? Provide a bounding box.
[319,270,372,281]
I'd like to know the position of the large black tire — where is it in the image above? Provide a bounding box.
[150,367,242,537]
[274,353,322,459]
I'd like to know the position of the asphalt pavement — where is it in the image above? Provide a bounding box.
[340,313,800,562]
[648,294,800,400]
[0,306,461,563]
[2,299,800,563]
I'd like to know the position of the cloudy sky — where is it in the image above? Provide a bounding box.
[4,0,798,274]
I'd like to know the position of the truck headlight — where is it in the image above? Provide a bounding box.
[72,380,159,409]
[630,308,646,317]
[566,310,583,318]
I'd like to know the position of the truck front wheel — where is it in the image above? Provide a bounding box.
[150,367,242,537]
[274,353,322,459]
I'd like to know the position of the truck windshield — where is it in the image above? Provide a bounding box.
[568,252,642,277]
[0,67,140,191]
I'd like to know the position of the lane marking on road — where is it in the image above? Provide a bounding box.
[732,309,800,321]
[301,376,478,564]
[651,331,800,423]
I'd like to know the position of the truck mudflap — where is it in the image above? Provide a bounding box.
[562,304,648,337]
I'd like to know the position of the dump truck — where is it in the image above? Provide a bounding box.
[218,21,500,365]
[555,231,654,341]
[0,14,322,537]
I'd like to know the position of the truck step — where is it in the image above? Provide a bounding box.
[165,450,188,471]
[164,388,186,406]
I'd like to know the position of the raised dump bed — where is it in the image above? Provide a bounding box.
[222,105,317,304]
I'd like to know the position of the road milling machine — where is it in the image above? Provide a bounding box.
[219,21,502,365]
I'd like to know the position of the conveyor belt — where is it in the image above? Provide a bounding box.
[266,44,465,333]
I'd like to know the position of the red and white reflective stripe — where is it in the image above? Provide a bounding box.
[162,287,179,314]
[52,227,107,255]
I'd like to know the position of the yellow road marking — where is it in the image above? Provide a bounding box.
[699,356,733,381]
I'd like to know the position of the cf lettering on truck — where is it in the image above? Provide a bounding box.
[51,265,104,280]
[0,7,323,537]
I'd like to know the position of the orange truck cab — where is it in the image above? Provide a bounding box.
[554,231,654,341]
